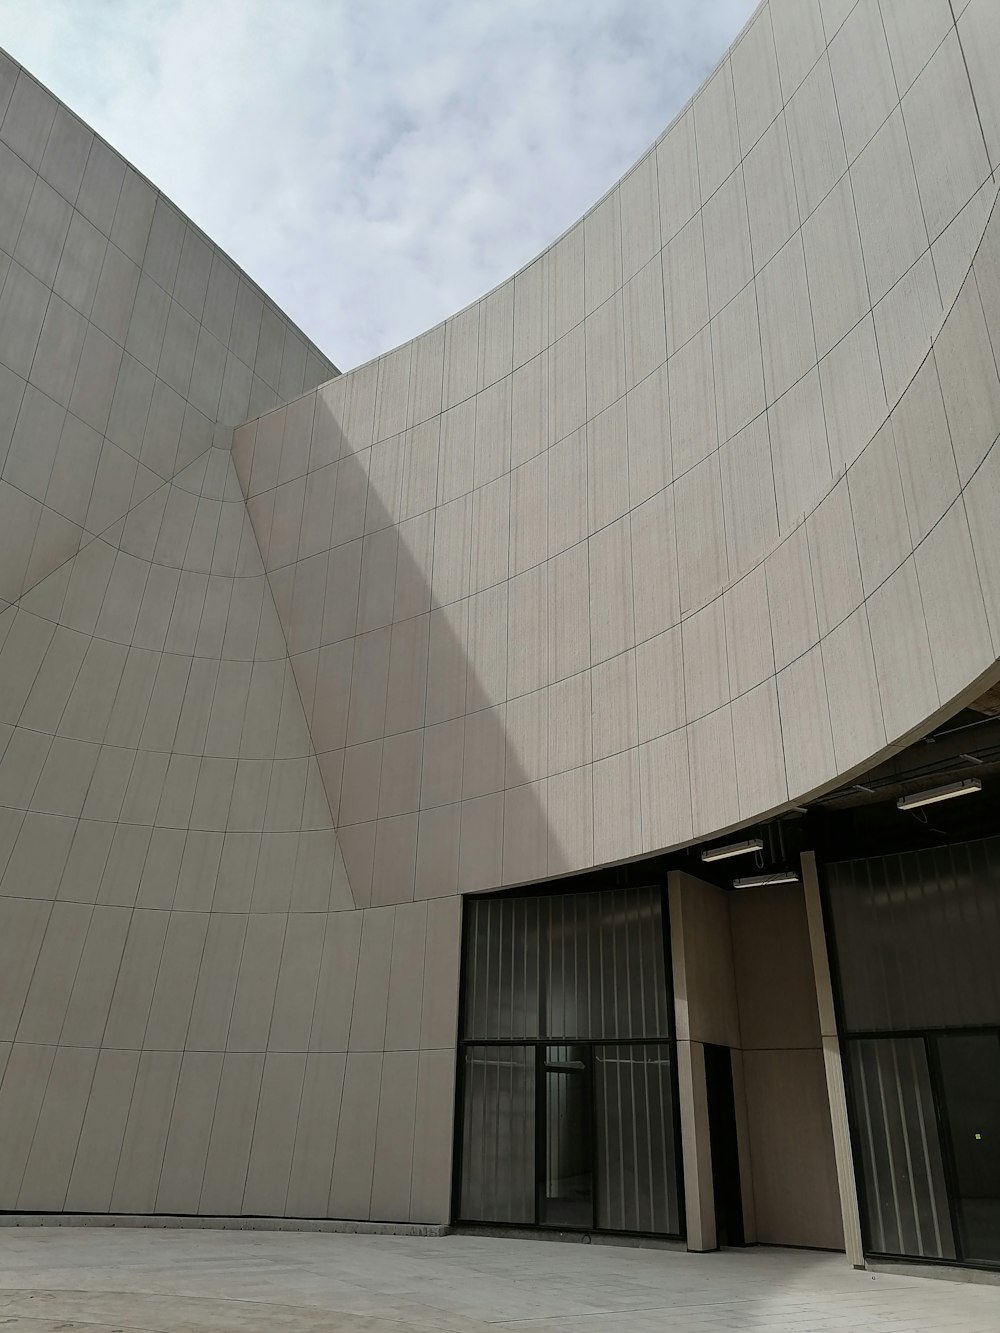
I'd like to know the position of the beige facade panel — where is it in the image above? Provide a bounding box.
[1,0,999,1226]
[670,871,843,1251]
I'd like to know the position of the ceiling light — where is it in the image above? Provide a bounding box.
[733,871,800,888]
[701,838,764,863]
[896,778,982,810]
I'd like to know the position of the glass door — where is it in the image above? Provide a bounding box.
[845,1031,1000,1267]
[539,1045,594,1229]
[934,1032,1000,1264]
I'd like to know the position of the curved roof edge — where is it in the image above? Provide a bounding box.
[0,41,340,381]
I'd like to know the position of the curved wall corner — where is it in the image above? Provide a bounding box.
[1,0,1000,1232]
[0,45,336,617]
[241,0,1000,904]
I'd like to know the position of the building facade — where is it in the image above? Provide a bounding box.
[0,0,998,1275]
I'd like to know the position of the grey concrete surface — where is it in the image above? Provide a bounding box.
[0,1228,996,1331]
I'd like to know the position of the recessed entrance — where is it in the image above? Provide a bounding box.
[704,1043,745,1247]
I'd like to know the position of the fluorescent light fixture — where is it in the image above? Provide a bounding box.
[701,837,764,863]
[896,778,982,810]
[733,871,800,889]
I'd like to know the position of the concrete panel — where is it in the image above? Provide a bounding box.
[0,1043,57,1202]
[155,1051,223,1214]
[903,30,989,242]
[243,1052,307,1216]
[329,1051,382,1220]
[730,883,822,1051]
[370,1049,419,1221]
[285,1052,346,1217]
[65,1048,140,1212]
[16,1045,96,1210]
[676,1039,714,1251]
[198,1051,265,1214]
[742,1048,844,1250]
[409,1047,456,1223]
[669,872,740,1048]
[110,1051,182,1213]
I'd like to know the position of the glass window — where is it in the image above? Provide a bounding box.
[463,887,671,1042]
[457,886,682,1237]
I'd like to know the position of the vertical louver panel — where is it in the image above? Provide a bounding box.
[826,835,1000,1033]
[594,1043,680,1235]
[846,1037,956,1260]
[463,888,670,1041]
[457,885,681,1236]
[459,1045,535,1224]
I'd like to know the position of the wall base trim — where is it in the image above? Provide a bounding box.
[867,1257,1000,1287]
[0,1214,448,1237]
[449,1224,686,1251]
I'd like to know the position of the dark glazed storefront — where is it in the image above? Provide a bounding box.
[450,710,1000,1274]
[825,836,1000,1270]
[451,856,845,1256]
[453,880,684,1239]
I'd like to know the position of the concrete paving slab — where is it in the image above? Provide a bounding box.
[0,1229,997,1332]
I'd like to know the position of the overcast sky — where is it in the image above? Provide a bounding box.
[1,0,757,370]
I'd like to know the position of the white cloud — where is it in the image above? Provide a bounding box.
[1,0,757,368]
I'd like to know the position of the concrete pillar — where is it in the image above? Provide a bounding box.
[669,876,716,1250]
[801,850,865,1268]
[675,1037,716,1251]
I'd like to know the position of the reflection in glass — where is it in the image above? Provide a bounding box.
[846,1036,955,1260]
[540,1045,593,1229]
[457,886,682,1236]
[935,1032,1000,1264]
[463,888,671,1043]
[459,1045,534,1224]
[594,1044,680,1235]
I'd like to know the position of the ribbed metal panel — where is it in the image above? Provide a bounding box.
[826,836,1000,1033]
[457,886,680,1234]
[594,1044,680,1235]
[459,1045,535,1224]
[846,1037,956,1260]
[463,888,671,1042]
[541,1045,593,1228]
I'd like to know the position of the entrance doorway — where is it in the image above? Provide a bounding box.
[704,1043,745,1247]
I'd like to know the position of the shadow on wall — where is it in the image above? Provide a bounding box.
[0,425,466,1227]
[239,385,562,910]
[0,367,568,1228]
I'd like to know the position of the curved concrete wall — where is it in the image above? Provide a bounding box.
[1,1,1000,1225]
[241,0,1000,898]
[0,51,336,616]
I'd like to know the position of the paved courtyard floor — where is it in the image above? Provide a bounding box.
[0,1227,996,1332]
